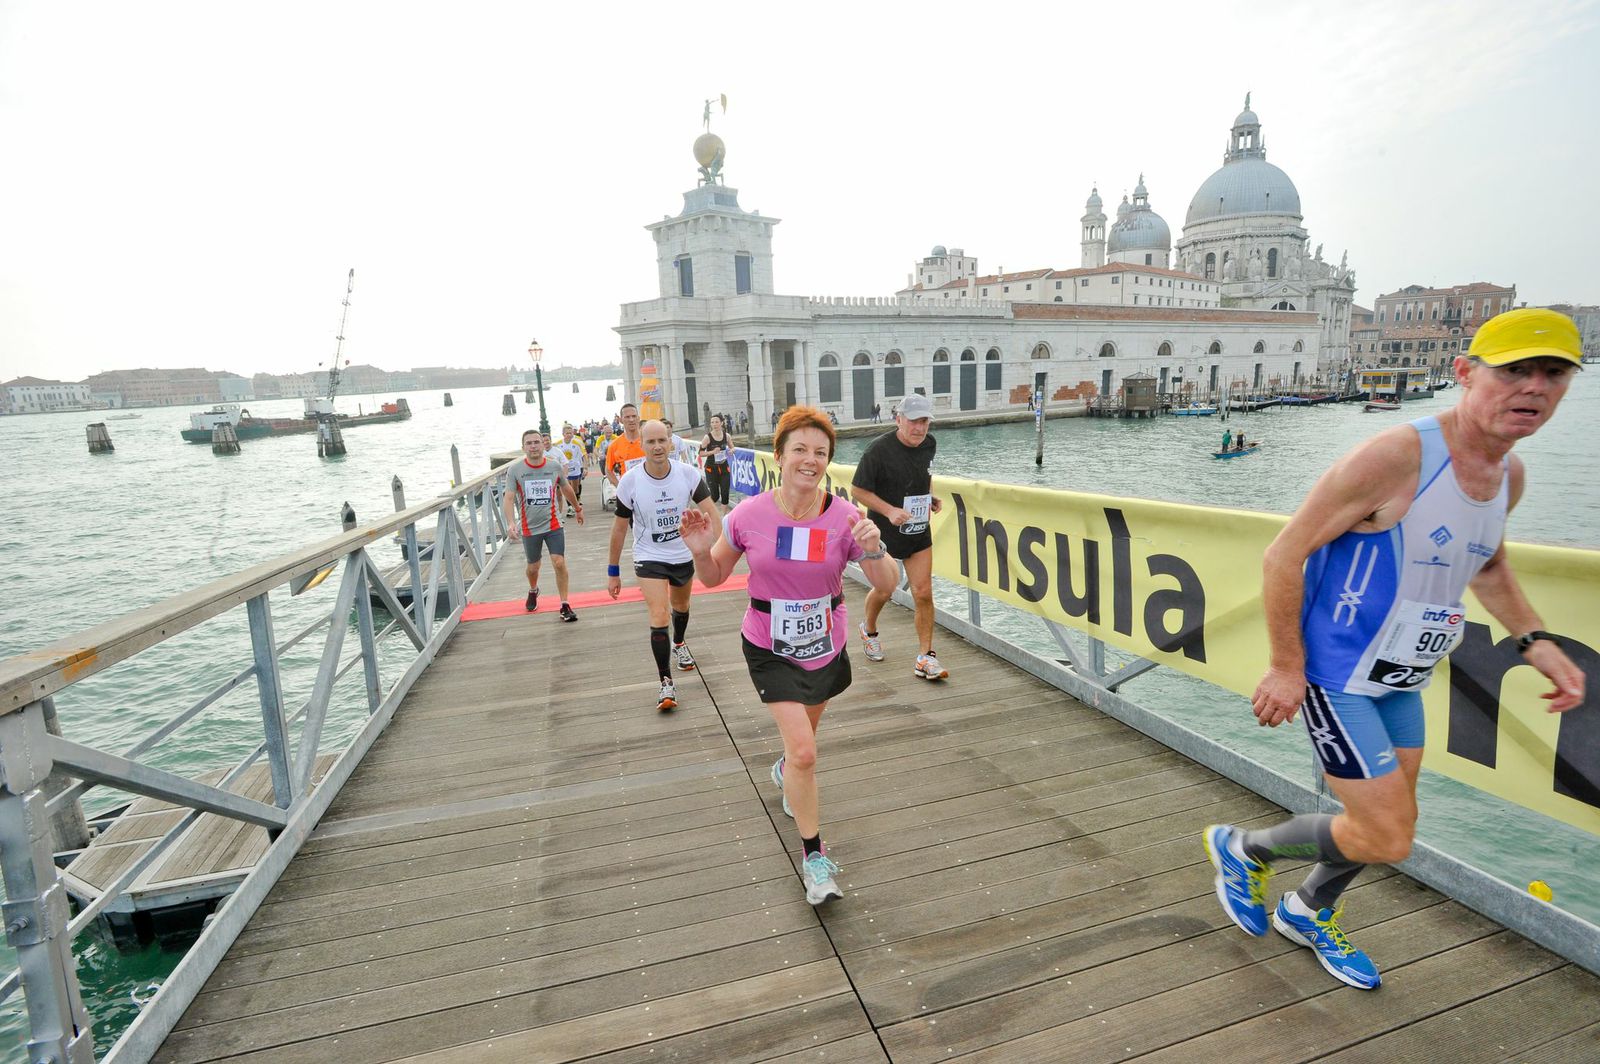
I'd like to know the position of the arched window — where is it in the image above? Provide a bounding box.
[985,347,1001,391]
[818,353,842,404]
[1208,341,1222,355]
[960,347,976,361]
[1292,340,1304,353]
[1253,341,1265,354]
[1204,252,1216,280]
[1157,341,1172,357]
[932,348,951,394]
[1272,300,1297,310]
[1267,248,1278,278]
[1098,342,1116,358]
[884,350,905,396]
[683,358,696,375]
[1031,343,1052,360]
[1053,296,1063,302]
[852,352,871,367]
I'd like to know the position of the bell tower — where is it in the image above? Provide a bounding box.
[1080,185,1107,268]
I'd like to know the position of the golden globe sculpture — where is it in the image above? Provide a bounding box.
[693,132,724,168]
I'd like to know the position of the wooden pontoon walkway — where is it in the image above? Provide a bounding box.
[154,477,1600,1062]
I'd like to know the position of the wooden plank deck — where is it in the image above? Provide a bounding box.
[152,475,1600,1062]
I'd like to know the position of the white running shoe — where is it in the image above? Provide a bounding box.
[859,623,884,662]
[802,852,842,906]
[771,756,792,817]
[914,652,948,681]
[674,643,697,671]
[656,680,677,713]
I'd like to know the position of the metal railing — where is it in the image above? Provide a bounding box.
[0,456,514,1063]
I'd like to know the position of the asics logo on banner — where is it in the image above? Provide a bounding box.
[730,451,758,492]
[1430,525,1453,547]
[1420,608,1463,626]
[1333,543,1379,626]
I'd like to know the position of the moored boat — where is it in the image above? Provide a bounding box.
[1212,442,1262,459]
[181,398,411,443]
[1170,403,1218,416]
[1364,400,1402,413]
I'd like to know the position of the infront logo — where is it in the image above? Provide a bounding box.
[1421,608,1464,625]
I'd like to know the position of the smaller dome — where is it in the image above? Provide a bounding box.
[1085,186,1102,211]
[1233,107,1259,128]
[1108,210,1172,254]
[931,245,947,257]
[1116,195,1130,217]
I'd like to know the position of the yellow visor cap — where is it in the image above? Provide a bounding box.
[1470,308,1583,367]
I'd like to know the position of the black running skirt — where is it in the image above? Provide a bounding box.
[741,638,852,706]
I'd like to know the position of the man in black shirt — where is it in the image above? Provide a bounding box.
[850,394,947,680]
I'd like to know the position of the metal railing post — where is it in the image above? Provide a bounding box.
[353,556,382,714]
[39,698,90,853]
[466,487,485,570]
[445,516,467,614]
[246,594,296,809]
[0,701,94,1063]
[405,519,427,640]
[967,589,981,626]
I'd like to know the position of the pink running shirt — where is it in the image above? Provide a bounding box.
[722,491,865,670]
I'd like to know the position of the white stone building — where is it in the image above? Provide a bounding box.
[617,114,1327,430]
[1174,96,1357,372]
[1,376,92,414]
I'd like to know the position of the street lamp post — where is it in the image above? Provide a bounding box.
[528,340,550,436]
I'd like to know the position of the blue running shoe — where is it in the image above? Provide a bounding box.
[1272,895,1382,990]
[771,756,792,818]
[802,852,842,906]
[1204,824,1272,936]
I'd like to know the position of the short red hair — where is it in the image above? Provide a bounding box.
[773,405,836,461]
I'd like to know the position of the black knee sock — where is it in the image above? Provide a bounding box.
[1241,813,1347,866]
[649,626,671,679]
[1297,860,1365,911]
[671,609,689,645]
[801,833,823,858]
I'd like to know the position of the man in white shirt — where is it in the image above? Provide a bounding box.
[608,420,719,712]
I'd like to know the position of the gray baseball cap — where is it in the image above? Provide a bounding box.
[897,394,934,421]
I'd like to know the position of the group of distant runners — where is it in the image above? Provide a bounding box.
[499,308,1588,986]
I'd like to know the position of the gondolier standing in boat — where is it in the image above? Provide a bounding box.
[1204,308,1586,991]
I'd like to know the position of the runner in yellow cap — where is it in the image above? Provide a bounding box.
[1204,306,1583,991]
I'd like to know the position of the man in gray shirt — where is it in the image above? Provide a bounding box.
[504,428,584,620]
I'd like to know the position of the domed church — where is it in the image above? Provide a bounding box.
[1175,95,1356,369]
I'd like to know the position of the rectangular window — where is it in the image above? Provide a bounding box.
[1080,279,1089,287]
[985,359,1001,390]
[884,366,905,397]
[675,256,694,296]
[1025,283,1032,291]
[1111,276,1120,284]
[1003,286,1010,293]
[932,364,951,394]
[819,372,842,404]
[1055,280,1062,290]
[734,253,752,294]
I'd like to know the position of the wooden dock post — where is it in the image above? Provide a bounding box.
[211,422,240,455]
[501,394,516,416]
[451,445,463,488]
[443,392,453,407]
[341,502,357,532]
[524,388,534,403]
[317,418,346,457]
[86,422,114,453]
[392,475,406,512]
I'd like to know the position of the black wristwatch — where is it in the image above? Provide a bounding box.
[1516,631,1560,654]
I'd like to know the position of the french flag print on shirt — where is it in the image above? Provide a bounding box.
[776,526,829,562]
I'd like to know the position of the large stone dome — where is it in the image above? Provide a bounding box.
[1186,158,1301,224]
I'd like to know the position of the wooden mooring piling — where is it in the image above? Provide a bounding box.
[316,418,346,457]
[501,393,516,415]
[211,422,240,455]
[86,422,114,453]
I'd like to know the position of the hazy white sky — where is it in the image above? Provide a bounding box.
[2,0,1597,382]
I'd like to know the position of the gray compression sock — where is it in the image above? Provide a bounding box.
[1240,814,1346,866]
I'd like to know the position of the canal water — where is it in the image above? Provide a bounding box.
[0,374,1595,1053]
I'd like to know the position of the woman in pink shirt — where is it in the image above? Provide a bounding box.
[681,406,900,906]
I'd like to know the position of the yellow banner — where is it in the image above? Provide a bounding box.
[741,448,1600,836]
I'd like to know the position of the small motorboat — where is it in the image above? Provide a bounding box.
[1364,401,1402,413]
[1170,403,1218,416]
